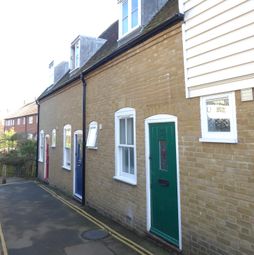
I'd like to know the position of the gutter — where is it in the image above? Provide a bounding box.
[38,74,79,101]
[82,13,184,76]
[81,73,87,206]
[35,100,40,178]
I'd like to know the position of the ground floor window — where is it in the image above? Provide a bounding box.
[63,125,71,170]
[39,130,44,162]
[200,92,237,143]
[114,107,136,185]
[86,121,98,149]
[51,129,56,147]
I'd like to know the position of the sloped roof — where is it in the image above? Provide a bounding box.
[38,0,183,101]
[5,102,38,119]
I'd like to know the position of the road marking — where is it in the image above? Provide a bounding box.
[38,184,154,255]
[0,223,8,255]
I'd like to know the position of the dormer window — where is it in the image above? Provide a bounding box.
[70,40,80,70]
[119,0,140,38]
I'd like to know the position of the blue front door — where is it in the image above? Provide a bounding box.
[75,133,83,198]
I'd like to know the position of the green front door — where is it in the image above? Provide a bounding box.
[149,122,179,247]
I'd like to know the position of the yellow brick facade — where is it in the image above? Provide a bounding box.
[85,23,254,254]
[37,22,254,254]
[38,80,83,194]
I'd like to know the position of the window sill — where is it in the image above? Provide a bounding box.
[117,25,140,41]
[199,137,238,144]
[87,146,98,150]
[70,67,80,74]
[62,165,71,171]
[113,176,137,186]
[51,145,56,148]
[38,159,43,163]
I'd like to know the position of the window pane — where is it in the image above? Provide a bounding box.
[65,128,71,148]
[122,18,128,35]
[131,10,138,28]
[75,42,79,68]
[130,147,134,174]
[122,1,128,18]
[159,140,167,171]
[120,119,126,144]
[206,97,231,132]
[131,0,138,28]
[66,148,71,166]
[87,127,96,147]
[132,0,138,10]
[52,130,56,146]
[127,118,133,145]
[121,147,129,173]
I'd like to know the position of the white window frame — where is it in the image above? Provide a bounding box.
[70,39,80,71]
[199,92,237,143]
[28,116,33,124]
[39,130,44,162]
[86,121,98,149]
[51,129,56,148]
[63,124,71,170]
[114,107,137,185]
[118,0,141,39]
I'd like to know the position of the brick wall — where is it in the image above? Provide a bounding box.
[38,80,83,194]
[4,114,38,138]
[85,23,254,254]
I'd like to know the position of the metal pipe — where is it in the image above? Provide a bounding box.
[81,73,87,206]
[35,100,40,178]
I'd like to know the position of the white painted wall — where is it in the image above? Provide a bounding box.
[181,0,254,97]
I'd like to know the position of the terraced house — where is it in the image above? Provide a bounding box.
[37,0,254,254]
[4,101,38,139]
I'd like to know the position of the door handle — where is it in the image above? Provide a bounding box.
[158,179,169,187]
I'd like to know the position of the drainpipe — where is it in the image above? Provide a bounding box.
[35,100,40,178]
[81,73,87,206]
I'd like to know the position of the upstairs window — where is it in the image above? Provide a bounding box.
[39,130,44,162]
[114,108,137,185]
[28,116,33,124]
[119,0,140,38]
[70,40,80,70]
[23,117,26,125]
[63,125,71,170]
[51,129,56,147]
[200,92,237,143]
[86,121,98,149]
[17,118,21,125]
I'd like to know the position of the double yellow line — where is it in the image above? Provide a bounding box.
[0,223,8,255]
[39,184,154,255]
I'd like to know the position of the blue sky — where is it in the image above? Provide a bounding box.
[0,0,118,116]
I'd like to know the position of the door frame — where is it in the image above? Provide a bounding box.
[44,134,50,180]
[73,130,83,199]
[145,114,182,249]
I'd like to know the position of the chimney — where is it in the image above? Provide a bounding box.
[54,61,69,83]
[48,60,69,85]
[48,60,54,85]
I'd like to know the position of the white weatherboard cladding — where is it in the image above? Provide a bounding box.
[182,0,254,97]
